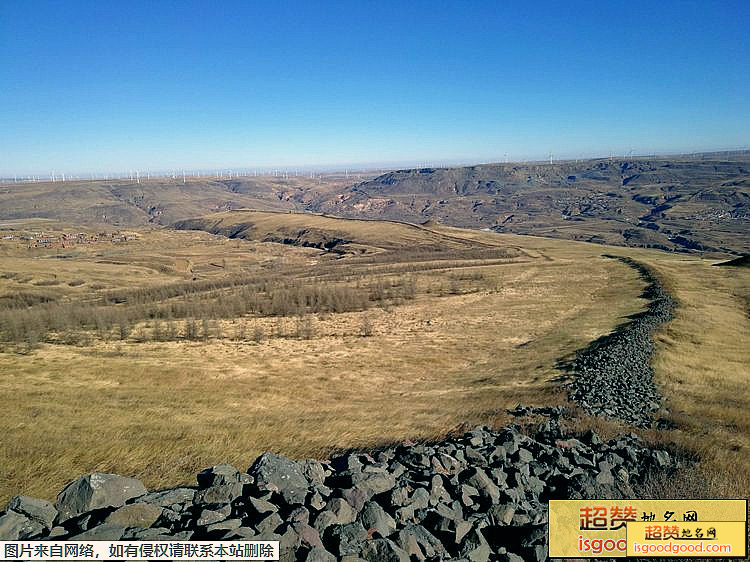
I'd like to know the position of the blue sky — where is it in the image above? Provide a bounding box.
[1,0,748,175]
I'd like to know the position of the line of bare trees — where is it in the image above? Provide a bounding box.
[0,274,424,349]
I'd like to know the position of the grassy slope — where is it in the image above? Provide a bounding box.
[172,209,516,255]
[0,222,646,503]
[0,216,747,504]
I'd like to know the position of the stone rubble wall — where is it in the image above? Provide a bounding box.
[0,407,679,561]
[565,256,677,427]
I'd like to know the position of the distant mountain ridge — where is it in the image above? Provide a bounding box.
[1,154,748,255]
[304,157,750,254]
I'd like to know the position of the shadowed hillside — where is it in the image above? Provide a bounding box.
[0,175,360,227]
[305,155,750,255]
[172,210,520,257]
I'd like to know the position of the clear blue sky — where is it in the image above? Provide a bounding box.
[1,0,748,175]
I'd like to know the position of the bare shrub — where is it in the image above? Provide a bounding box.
[360,314,373,337]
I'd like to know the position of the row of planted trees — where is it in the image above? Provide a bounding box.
[0,274,419,349]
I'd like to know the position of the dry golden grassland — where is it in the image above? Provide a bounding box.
[0,217,747,506]
[637,254,750,498]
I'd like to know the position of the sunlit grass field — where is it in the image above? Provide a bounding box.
[0,216,747,504]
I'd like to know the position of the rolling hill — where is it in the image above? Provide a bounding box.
[304,155,750,255]
[172,209,521,257]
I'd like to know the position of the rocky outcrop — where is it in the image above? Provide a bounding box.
[564,256,676,427]
[0,407,680,561]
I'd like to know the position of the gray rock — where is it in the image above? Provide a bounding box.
[47,526,67,538]
[464,468,500,505]
[122,526,171,539]
[305,546,336,562]
[249,453,309,505]
[328,497,356,524]
[197,464,242,487]
[487,504,515,526]
[324,522,368,557]
[313,510,339,535]
[0,510,44,540]
[395,524,448,560]
[227,526,257,539]
[302,460,326,485]
[256,512,283,535]
[279,525,302,562]
[194,482,243,505]
[360,538,410,562]
[137,487,195,508]
[197,506,230,526]
[653,450,671,468]
[104,503,162,528]
[341,487,368,512]
[459,528,491,562]
[55,473,147,523]
[292,521,324,549]
[247,495,279,517]
[350,472,396,497]
[358,501,396,538]
[7,496,57,530]
[205,518,242,533]
[68,524,127,540]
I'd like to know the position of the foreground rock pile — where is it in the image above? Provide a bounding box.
[0,407,678,561]
[566,256,676,427]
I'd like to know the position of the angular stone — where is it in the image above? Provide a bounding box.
[487,504,515,526]
[358,501,396,538]
[460,484,479,507]
[302,460,326,485]
[248,453,309,505]
[197,506,230,526]
[464,468,500,505]
[69,524,127,540]
[516,448,534,464]
[55,473,147,523]
[293,521,324,549]
[460,528,491,562]
[137,488,195,508]
[7,496,57,530]
[313,510,339,535]
[305,546,336,562]
[408,487,430,510]
[360,538,410,562]
[104,503,163,529]
[205,518,242,533]
[247,496,279,517]
[328,497,356,524]
[227,526,257,539]
[324,522,368,556]
[395,524,447,560]
[197,464,242,487]
[194,482,243,506]
[279,525,302,562]
[256,512,283,535]
[429,475,451,505]
[653,450,671,468]
[341,487,368,512]
[350,472,396,497]
[122,526,171,539]
[0,510,44,540]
